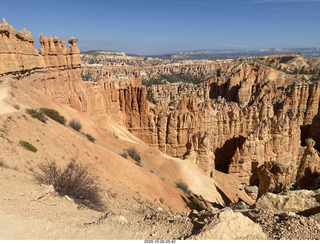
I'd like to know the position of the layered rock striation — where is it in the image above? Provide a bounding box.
[0,18,80,76]
[0,19,147,123]
[135,59,320,187]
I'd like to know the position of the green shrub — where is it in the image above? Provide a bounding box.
[126,147,141,165]
[26,108,47,123]
[146,90,157,104]
[19,140,37,153]
[13,104,20,110]
[86,133,95,142]
[40,108,66,125]
[34,160,104,211]
[69,119,82,131]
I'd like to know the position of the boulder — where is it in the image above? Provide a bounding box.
[245,185,259,200]
[189,208,267,240]
[254,190,320,212]
[257,161,296,195]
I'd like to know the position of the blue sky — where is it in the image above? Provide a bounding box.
[1,0,319,55]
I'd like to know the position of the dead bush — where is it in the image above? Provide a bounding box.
[120,152,128,159]
[86,133,95,142]
[34,160,104,211]
[176,180,190,195]
[69,119,82,131]
[126,147,141,165]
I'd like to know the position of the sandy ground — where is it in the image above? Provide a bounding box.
[0,81,15,114]
[0,166,192,240]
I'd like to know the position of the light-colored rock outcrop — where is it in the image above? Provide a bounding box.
[0,20,148,125]
[257,161,296,196]
[254,190,320,212]
[0,18,80,76]
[189,208,267,240]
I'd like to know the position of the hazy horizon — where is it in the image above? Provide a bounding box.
[80,47,320,56]
[1,0,320,55]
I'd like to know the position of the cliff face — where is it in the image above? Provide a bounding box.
[228,81,320,185]
[0,19,147,124]
[0,18,81,75]
[0,18,88,113]
[134,59,320,186]
[129,90,275,175]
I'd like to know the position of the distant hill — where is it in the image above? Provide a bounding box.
[81,47,320,60]
[154,47,320,60]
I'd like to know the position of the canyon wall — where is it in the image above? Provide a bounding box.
[133,60,320,189]
[0,19,147,125]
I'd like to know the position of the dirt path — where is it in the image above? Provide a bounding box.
[0,209,192,240]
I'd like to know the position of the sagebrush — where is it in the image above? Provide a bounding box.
[34,160,104,211]
[40,108,66,125]
[126,147,141,165]
[26,108,47,123]
[69,119,82,131]
[120,152,128,159]
[86,133,95,142]
[13,104,20,110]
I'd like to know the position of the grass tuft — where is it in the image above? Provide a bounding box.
[19,140,37,153]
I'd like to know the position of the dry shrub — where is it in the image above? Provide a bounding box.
[34,160,104,211]
[126,147,141,165]
[120,152,128,159]
[86,133,95,142]
[69,119,82,131]
[26,108,47,123]
[176,180,190,195]
[40,108,66,125]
